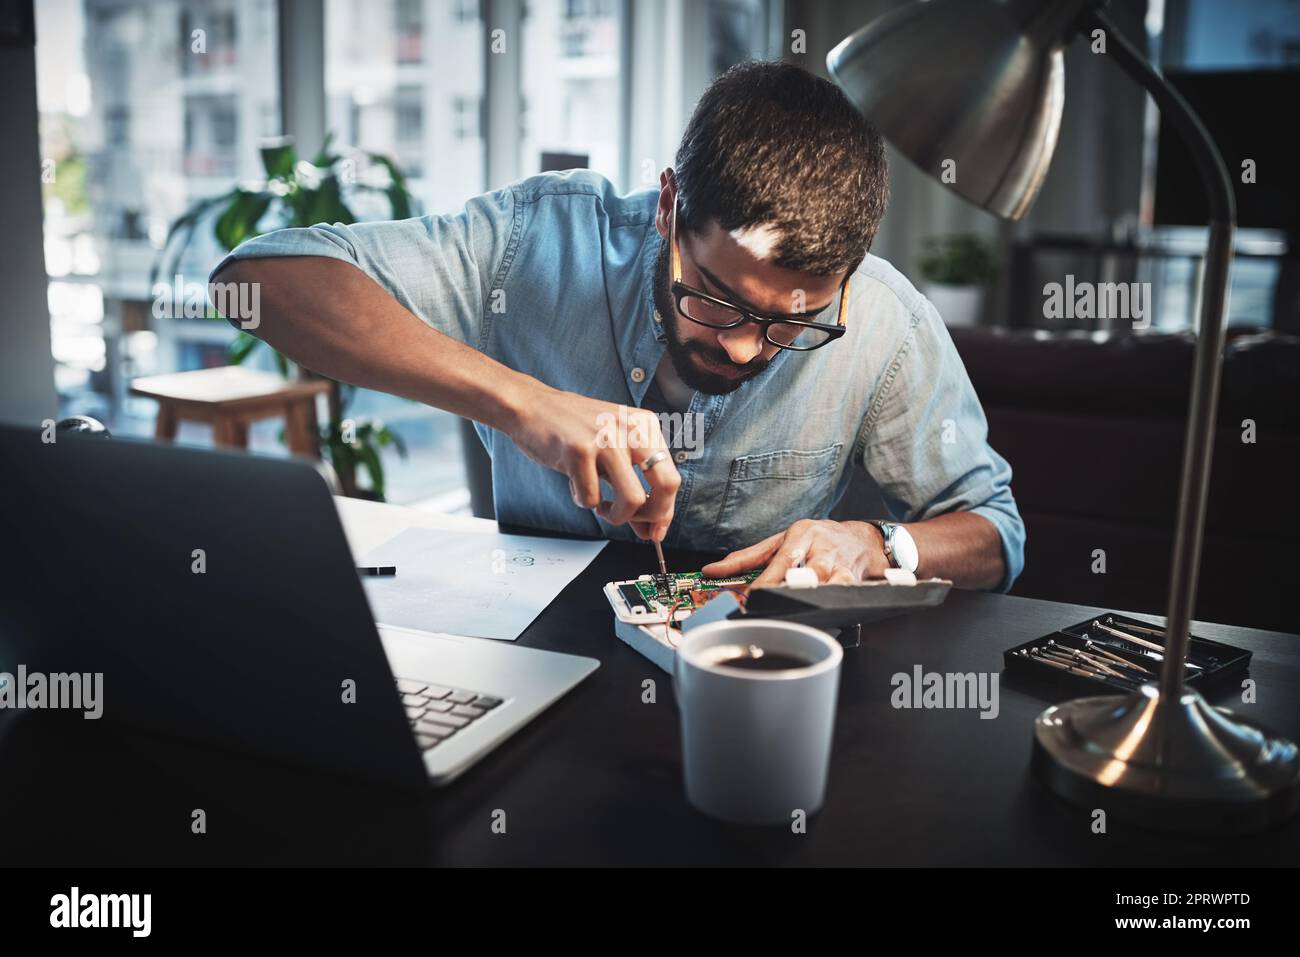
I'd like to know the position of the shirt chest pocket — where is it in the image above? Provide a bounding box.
[710,443,845,551]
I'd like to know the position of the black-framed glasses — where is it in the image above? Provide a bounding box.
[669,194,850,352]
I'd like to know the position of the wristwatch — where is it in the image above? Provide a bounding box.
[868,521,919,574]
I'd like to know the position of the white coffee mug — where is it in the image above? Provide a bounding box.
[674,619,842,825]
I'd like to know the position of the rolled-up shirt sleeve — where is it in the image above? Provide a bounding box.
[860,300,1026,592]
[209,185,517,351]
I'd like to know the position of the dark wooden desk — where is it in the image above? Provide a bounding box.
[2,540,1296,866]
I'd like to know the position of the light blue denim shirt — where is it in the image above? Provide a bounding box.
[214,171,1025,591]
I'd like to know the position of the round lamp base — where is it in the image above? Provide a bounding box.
[1032,684,1300,835]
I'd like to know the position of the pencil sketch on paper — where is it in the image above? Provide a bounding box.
[358,526,607,640]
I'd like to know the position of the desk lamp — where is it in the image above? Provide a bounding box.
[828,0,1300,832]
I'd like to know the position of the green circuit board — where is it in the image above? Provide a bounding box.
[619,569,761,615]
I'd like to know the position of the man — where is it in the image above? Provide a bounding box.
[211,62,1024,592]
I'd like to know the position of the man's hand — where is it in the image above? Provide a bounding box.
[700,519,889,588]
[509,382,681,542]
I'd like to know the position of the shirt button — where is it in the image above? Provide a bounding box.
[630,367,646,383]
[674,451,688,464]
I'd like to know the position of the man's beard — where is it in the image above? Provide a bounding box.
[651,237,772,396]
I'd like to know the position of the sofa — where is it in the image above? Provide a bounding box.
[838,327,1300,634]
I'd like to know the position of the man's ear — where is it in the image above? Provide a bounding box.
[654,168,676,240]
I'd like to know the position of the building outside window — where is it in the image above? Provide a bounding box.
[325,0,487,508]
[521,0,621,180]
[35,0,279,445]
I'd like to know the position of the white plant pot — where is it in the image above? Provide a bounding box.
[924,283,985,327]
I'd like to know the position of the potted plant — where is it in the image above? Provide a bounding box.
[152,135,415,500]
[916,232,999,327]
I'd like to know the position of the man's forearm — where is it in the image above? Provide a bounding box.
[212,255,536,434]
[211,254,686,539]
[905,512,1005,590]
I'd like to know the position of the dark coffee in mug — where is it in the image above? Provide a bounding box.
[677,621,843,824]
[705,643,815,672]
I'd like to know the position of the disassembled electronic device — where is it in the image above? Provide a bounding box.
[605,565,954,672]
[604,570,762,625]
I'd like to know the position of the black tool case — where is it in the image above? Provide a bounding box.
[1003,611,1252,697]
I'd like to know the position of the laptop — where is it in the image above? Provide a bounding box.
[0,423,598,788]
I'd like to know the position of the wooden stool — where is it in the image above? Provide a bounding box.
[131,366,333,458]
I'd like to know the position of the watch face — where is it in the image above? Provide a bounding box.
[891,525,919,573]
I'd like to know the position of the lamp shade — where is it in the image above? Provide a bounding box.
[827,0,1072,220]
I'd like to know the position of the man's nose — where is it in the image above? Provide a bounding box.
[716,325,765,365]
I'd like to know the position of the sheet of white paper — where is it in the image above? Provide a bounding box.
[358,527,607,640]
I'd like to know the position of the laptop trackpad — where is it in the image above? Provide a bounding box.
[377,625,599,701]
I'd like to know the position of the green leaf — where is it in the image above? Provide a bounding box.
[375,425,408,458]
[282,180,310,225]
[305,175,355,226]
[260,139,297,181]
[227,331,261,365]
[149,189,237,288]
[310,132,337,168]
[323,428,356,468]
[365,152,407,189]
[356,440,387,501]
[917,233,998,286]
[386,184,412,221]
[364,153,415,219]
[214,190,273,252]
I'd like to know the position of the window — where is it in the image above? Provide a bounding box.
[707,0,768,76]
[181,6,239,75]
[453,96,480,140]
[1148,0,1299,330]
[395,87,424,143]
[212,104,238,149]
[396,0,423,64]
[1162,0,1300,70]
[326,0,486,507]
[326,0,484,212]
[32,0,778,509]
[521,0,621,180]
[35,0,280,444]
[455,0,480,24]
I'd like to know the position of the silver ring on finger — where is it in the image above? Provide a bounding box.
[639,449,670,473]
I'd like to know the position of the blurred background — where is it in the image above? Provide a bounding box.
[7,0,1300,627]
[29,0,784,508]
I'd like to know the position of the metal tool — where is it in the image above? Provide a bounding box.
[1104,616,1165,639]
[1091,619,1165,653]
[1033,646,1096,672]
[1025,649,1116,683]
[653,540,668,578]
[1041,647,1119,679]
[1032,649,1141,689]
[1082,630,1205,672]
[1040,648,1105,674]
[1081,638,1155,675]
[1047,640,1149,680]
[1044,642,1125,678]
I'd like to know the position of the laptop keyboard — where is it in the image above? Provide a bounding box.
[395,677,504,751]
